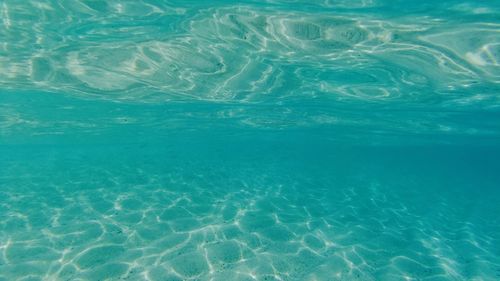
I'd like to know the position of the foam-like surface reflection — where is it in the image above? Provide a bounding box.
[0,0,499,106]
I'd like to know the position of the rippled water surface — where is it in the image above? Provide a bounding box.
[1,0,500,280]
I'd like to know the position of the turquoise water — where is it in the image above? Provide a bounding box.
[1,1,500,281]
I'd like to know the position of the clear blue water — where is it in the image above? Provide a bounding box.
[1,1,500,280]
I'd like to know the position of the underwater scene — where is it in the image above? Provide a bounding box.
[1,0,500,280]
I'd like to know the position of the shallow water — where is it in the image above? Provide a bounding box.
[1,1,500,280]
